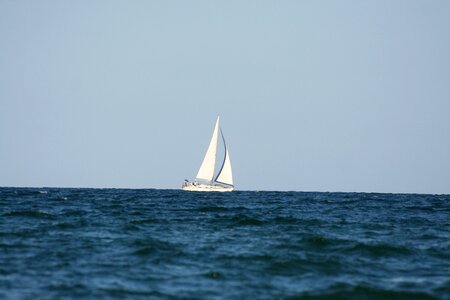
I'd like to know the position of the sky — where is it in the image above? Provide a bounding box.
[1,1,449,194]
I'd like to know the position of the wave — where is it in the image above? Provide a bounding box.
[211,214,321,227]
[345,242,412,257]
[284,284,438,300]
[195,206,248,213]
[13,189,44,196]
[130,218,160,224]
[131,238,182,257]
[203,271,224,280]
[3,210,55,219]
[273,216,319,225]
[227,215,267,226]
[303,235,335,247]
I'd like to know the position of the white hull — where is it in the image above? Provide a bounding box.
[182,184,233,192]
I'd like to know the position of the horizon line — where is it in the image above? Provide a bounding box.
[0,185,448,196]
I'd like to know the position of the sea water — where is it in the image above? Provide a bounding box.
[0,187,449,299]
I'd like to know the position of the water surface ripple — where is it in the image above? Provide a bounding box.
[1,188,449,299]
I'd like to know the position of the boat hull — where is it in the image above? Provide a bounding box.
[181,184,233,192]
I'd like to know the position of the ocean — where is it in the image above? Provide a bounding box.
[0,187,449,299]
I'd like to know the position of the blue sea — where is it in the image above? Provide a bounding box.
[1,187,449,299]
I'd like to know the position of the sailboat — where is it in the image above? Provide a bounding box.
[182,116,234,192]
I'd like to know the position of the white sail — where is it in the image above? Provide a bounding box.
[195,117,220,182]
[215,133,233,186]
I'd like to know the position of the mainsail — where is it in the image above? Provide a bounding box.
[195,117,233,186]
[195,117,220,182]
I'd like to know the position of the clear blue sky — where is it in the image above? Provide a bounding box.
[1,1,449,194]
